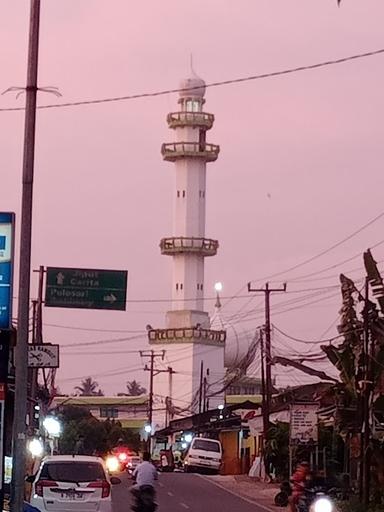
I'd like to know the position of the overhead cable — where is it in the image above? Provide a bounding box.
[1,47,384,112]
[251,211,384,283]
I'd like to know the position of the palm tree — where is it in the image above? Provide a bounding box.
[74,377,104,396]
[126,380,146,396]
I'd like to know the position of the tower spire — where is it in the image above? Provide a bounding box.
[147,75,226,431]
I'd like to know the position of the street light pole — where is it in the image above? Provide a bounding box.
[11,1,40,511]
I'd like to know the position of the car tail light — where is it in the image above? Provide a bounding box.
[87,481,110,498]
[35,480,58,497]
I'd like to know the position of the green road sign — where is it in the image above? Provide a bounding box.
[45,267,127,311]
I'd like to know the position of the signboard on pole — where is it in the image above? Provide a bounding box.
[0,384,5,494]
[45,267,127,311]
[28,344,59,368]
[290,403,319,444]
[0,213,15,330]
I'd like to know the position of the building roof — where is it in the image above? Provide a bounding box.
[52,395,148,407]
[119,419,146,429]
[210,298,256,369]
[179,70,206,99]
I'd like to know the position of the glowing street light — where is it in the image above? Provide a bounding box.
[144,424,152,434]
[43,416,61,437]
[218,404,224,410]
[28,438,43,458]
[214,282,223,293]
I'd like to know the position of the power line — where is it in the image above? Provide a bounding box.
[281,239,384,283]
[62,333,145,348]
[273,324,342,345]
[250,211,384,283]
[44,323,145,333]
[1,47,384,113]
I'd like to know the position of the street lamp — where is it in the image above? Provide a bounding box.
[28,438,43,458]
[144,424,152,434]
[43,416,61,437]
[214,282,223,292]
[217,404,224,410]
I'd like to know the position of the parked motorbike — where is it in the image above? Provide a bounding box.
[131,485,157,512]
[274,481,292,507]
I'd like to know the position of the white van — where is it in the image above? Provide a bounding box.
[184,437,222,473]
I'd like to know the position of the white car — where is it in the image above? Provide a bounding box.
[29,455,120,512]
[184,437,222,473]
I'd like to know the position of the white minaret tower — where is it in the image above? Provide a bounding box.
[148,70,226,432]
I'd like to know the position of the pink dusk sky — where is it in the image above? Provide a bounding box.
[1,1,384,395]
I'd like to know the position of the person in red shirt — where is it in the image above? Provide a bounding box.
[289,461,310,512]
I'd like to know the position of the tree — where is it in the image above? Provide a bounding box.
[126,380,146,396]
[74,377,104,396]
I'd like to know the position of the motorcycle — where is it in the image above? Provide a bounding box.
[298,487,335,512]
[274,482,336,512]
[131,485,157,512]
[274,481,292,507]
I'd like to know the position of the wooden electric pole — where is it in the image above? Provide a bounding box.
[247,282,287,417]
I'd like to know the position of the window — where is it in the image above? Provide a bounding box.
[100,407,118,418]
[177,191,180,197]
[192,439,221,453]
[186,99,200,112]
[176,283,179,290]
[180,283,183,290]
[40,462,105,483]
[182,190,186,198]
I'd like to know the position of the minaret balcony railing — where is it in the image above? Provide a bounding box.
[160,237,218,257]
[161,142,219,162]
[148,327,226,346]
[167,111,214,130]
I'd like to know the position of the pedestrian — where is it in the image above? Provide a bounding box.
[74,435,85,455]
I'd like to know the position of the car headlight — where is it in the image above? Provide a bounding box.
[314,497,333,512]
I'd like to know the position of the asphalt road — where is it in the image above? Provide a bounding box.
[112,471,267,512]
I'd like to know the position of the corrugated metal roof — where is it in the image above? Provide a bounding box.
[118,419,146,429]
[225,395,262,405]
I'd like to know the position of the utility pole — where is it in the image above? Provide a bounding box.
[248,282,286,411]
[141,350,165,448]
[259,329,268,467]
[247,282,286,466]
[361,277,371,508]
[30,266,45,425]
[12,2,40,511]
[198,361,204,415]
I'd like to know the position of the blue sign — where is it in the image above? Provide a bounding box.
[0,213,15,330]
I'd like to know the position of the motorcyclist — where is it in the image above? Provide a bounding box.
[131,451,158,508]
[288,461,310,512]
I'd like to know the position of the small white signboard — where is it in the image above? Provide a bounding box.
[290,403,319,444]
[28,344,59,368]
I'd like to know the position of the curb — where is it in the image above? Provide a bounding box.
[196,474,276,512]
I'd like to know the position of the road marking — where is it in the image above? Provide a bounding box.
[180,503,189,509]
[167,491,174,497]
[196,474,275,512]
